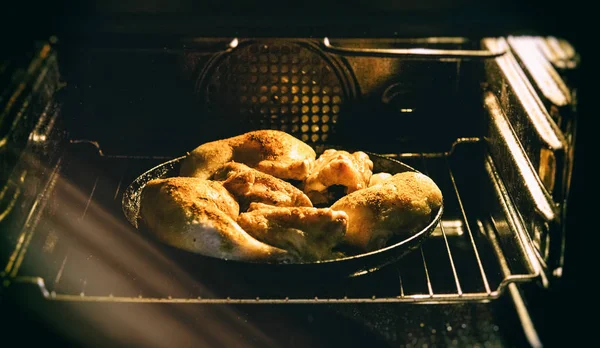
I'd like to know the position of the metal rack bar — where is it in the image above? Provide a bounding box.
[446,159,492,295]
[53,254,69,287]
[420,156,463,296]
[420,247,434,297]
[438,222,464,296]
[113,176,124,201]
[80,177,99,221]
[397,272,405,298]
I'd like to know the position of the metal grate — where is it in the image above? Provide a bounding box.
[4,139,539,304]
[202,41,350,144]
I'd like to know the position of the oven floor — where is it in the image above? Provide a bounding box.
[2,140,537,347]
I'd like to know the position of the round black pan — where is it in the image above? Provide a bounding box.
[122,153,443,282]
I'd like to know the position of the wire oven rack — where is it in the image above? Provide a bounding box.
[3,138,540,304]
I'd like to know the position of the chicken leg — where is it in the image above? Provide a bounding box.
[140,177,291,262]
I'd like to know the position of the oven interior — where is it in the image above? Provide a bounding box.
[0,36,577,346]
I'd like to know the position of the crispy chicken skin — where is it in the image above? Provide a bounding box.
[139,177,291,262]
[330,172,442,251]
[237,203,348,261]
[180,130,316,181]
[368,172,392,187]
[213,162,312,211]
[303,149,374,205]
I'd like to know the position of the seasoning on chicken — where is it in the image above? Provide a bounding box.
[139,177,292,262]
[212,161,312,211]
[180,130,316,181]
[237,203,348,261]
[330,172,442,251]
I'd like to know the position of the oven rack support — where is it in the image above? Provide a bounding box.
[3,139,541,305]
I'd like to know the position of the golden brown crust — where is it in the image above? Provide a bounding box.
[238,205,348,261]
[139,177,291,262]
[142,129,444,260]
[142,177,240,219]
[213,162,312,211]
[180,130,316,180]
[330,172,442,251]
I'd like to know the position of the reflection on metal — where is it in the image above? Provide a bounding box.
[483,38,565,152]
[485,92,556,221]
[484,156,544,285]
[323,37,507,59]
[509,284,542,348]
[30,133,47,143]
[480,217,543,316]
[484,39,570,277]
[351,267,381,277]
[383,37,470,44]
[552,267,563,277]
[484,211,542,346]
[3,158,62,276]
[69,139,105,156]
[382,137,481,159]
[486,94,555,280]
[483,37,570,243]
[0,181,21,221]
[0,83,27,148]
[507,37,575,279]
[431,220,464,237]
[508,36,571,107]
[539,148,557,194]
[1,44,58,150]
[29,102,58,144]
[538,37,579,70]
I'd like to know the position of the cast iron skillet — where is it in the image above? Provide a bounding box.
[122,153,443,282]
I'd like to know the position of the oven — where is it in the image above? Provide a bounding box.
[0,5,586,347]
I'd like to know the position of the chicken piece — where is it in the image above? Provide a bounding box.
[303,149,374,205]
[368,172,392,187]
[213,162,312,211]
[180,130,316,181]
[237,203,348,261]
[330,172,443,251]
[139,177,291,262]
